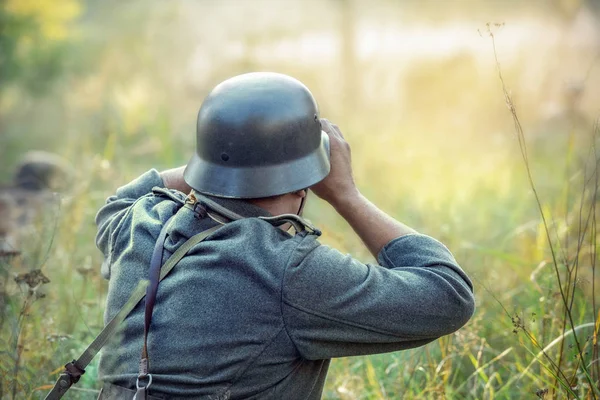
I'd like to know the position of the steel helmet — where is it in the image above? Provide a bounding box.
[183,72,330,199]
[12,151,70,192]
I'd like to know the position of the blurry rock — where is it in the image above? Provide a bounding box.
[12,151,71,192]
[0,151,71,259]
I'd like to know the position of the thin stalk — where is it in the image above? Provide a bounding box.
[592,119,600,385]
[455,347,513,393]
[488,27,596,396]
[475,277,573,388]
[497,323,595,398]
[11,291,33,399]
[566,142,600,387]
[559,150,594,386]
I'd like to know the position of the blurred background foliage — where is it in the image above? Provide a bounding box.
[1,0,600,398]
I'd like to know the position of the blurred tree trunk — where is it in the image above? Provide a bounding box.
[339,0,357,119]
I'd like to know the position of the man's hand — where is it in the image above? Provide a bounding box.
[310,119,358,208]
[311,119,416,257]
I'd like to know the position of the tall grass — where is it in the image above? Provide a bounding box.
[1,6,600,400]
[2,88,599,399]
[484,23,599,398]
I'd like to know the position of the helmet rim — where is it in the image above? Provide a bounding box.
[184,131,330,199]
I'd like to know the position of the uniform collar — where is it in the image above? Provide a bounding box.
[201,193,272,219]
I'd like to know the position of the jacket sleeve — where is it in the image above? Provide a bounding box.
[281,233,475,360]
[95,169,164,272]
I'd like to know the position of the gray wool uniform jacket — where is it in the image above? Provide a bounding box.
[95,169,475,399]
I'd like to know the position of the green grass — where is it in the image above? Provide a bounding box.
[1,4,600,399]
[1,104,598,399]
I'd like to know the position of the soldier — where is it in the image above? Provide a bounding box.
[95,73,474,399]
[0,151,69,258]
[12,151,70,192]
[0,151,68,336]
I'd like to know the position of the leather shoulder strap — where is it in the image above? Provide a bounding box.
[44,225,221,400]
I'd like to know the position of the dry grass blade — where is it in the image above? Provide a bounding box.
[487,23,597,398]
[497,322,595,396]
[455,347,513,393]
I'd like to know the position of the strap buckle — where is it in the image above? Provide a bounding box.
[134,356,152,400]
[134,373,153,400]
[64,360,85,384]
[136,373,153,390]
[184,193,208,218]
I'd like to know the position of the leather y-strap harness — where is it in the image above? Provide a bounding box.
[44,189,320,400]
[135,192,320,400]
[44,222,220,400]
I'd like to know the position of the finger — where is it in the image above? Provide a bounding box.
[323,118,343,140]
[319,118,332,134]
[331,123,345,139]
[320,118,342,140]
[319,119,336,139]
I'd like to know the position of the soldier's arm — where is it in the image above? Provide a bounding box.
[281,233,474,359]
[311,119,416,257]
[284,120,475,359]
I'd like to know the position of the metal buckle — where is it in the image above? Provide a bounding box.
[135,373,153,392]
[133,374,153,399]
[184,193,209,219]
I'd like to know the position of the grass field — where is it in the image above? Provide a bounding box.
[1,1,600,399]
